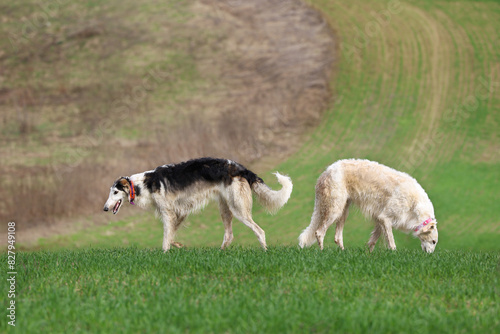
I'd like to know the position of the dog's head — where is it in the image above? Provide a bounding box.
[103,177,132,215]
[415,222,438,253]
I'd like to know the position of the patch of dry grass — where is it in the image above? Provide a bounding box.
[0,0,335,234]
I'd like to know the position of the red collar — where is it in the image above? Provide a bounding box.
[128,179,136,205]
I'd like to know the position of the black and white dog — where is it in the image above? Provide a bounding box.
[103,158,293,251]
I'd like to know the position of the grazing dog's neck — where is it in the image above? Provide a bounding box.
[413,217,435,232]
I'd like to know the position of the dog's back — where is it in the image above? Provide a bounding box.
[142,158,263,194]
[325,159,433,228]
[333,160,432,218]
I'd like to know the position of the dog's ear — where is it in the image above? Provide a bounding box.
[119,178,131,195]
[421,222,437,233]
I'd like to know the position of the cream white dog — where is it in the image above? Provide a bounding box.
[298,159,438,253]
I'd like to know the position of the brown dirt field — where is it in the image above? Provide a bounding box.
[0,0,336,244]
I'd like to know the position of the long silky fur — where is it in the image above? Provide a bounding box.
[298,159,438,253]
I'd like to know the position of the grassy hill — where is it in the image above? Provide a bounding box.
[33,0,500,252]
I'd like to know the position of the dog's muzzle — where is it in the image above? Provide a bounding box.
[103,206,109,212]
[422,244,435,253]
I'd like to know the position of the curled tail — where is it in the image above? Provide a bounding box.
[251,172,293,214]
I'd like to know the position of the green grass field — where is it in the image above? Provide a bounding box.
[2,247,498,333]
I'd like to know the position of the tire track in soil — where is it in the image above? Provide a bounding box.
[404,5,451,171]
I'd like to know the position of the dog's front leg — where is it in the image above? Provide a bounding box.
[160,211,176,252]
[219,200,234,250]
[380,218,397,250]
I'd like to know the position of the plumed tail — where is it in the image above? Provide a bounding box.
[251,172,293,214]
[298,209,322,248]
[298,226,318,248]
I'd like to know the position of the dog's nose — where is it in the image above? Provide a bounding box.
[103,207,109,212]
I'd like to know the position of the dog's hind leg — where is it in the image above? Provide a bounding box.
[314,197,347,250]
[298,209,321,248]
[237,214,267,250]
[299,187,330,248]
[227,181,267,250]
[230,199,267,250]
[334,200,350,250]
[311,173,347,250]
[234,212,266,250]
[315,204,344,250]
[219,199,234,250]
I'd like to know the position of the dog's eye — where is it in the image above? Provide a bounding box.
[114,191,118,195]
[432,240,436,245]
